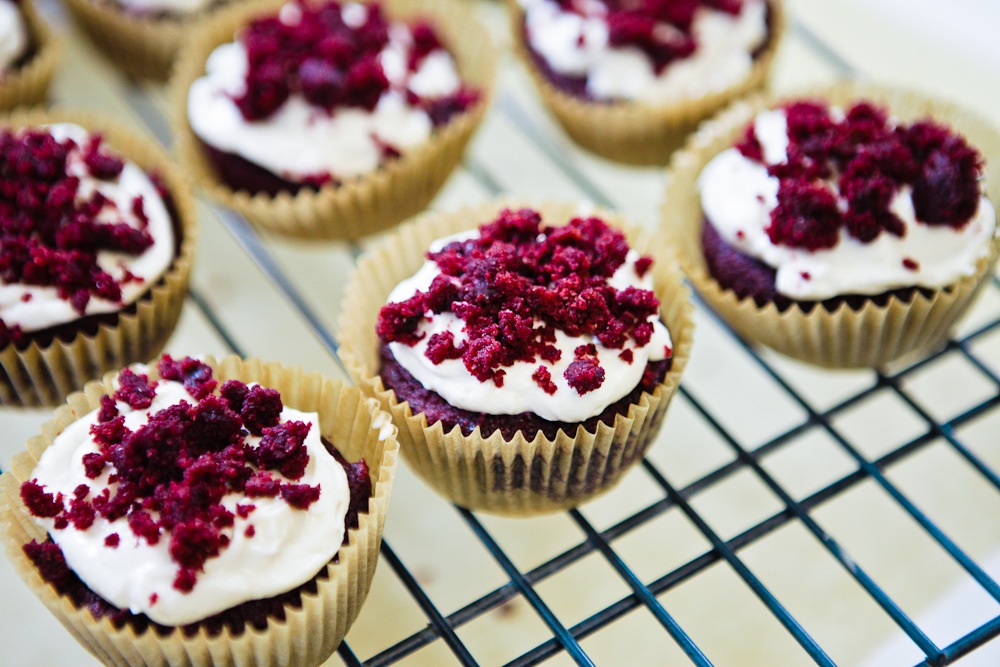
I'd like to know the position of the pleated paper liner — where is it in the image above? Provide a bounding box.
[339,200,695,515]
[661,80,1000,369]
[170,0,497,240]
[0,0,58,110]
[0,355,400,667]
[0,109,198,407]
[63,0,194,82]
[507,0,786,166]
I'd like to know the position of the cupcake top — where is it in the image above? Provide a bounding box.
[519,0,769,103]
[0,0,28,72]
[187,0,479,185]
[0,123,176,348]
[377,208,673,423]
[19,356,351,626]
[698,99,997,300]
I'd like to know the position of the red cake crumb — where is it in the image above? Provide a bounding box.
[0,128,155,333]
[240,385,283,436]
[902,258,919,271]
[234,0,477,125]
[114,369,157,409]
[569,0,744,75]
[532,365,558,394]
[149,593,158,606]
[565,358,606,395]
[105,533,120,548]
[21,357,334,595]
[377,209,662,393]
[158,355,218,400]
[619,348,634,363]
[738,100,985,250]
[244,525,256,538]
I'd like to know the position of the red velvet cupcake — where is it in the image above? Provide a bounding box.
[0,355,399,666]
[509,0,784,164]
[340,201,694,515]
[663,82,1000,368]
[0,110,196,406]
[0,0,58,110]
[173,0,496,239]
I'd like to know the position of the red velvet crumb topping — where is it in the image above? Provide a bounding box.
[376,209,662,395]
[235,0,478,126]
[0,128,155,349]
[736,100,985,250]
[20,356,325,594]
[554,0,744,74]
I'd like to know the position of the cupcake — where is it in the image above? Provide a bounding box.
[0,0,58,109]
[340,201,694,515]
[662,81,1000,368]
[63,0,229,81]
[0,354,399,667]
[509,0,784,165]
[172,0,496,239]
[0,110,197,406]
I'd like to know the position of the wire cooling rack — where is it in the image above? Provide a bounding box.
[3,1,1000,666]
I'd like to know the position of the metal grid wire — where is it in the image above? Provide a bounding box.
[5,8,1000,667]
[128,19,1000,667]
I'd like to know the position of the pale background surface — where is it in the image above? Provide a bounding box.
[1,0,999,665]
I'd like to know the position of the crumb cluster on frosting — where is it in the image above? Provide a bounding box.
[19,356,360,626]
[519,0,767,103]
[737,101,985,249]
[698,99,997,300]
[377,209,673,423]
[188,0,479,185]
[0,124,175,348]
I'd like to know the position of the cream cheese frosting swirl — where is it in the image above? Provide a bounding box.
[27,377,349,626]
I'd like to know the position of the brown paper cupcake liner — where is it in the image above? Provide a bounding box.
[63,0,197,82]
[170,0,497,240]
[508,0,785,166]
[339,200,695,515]
[661,80,1000,369]
[0,0,58,109]
[0,355,400,667]
[0,108,198,406]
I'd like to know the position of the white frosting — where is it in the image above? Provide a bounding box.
[387,232,673,423]
[187,3,462,182]
[117,0,213,16]
[698,109,998,299]
[29,378,349,626]
[520,0,768,103]
[0,123,175,334]
[0,0,27,72]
